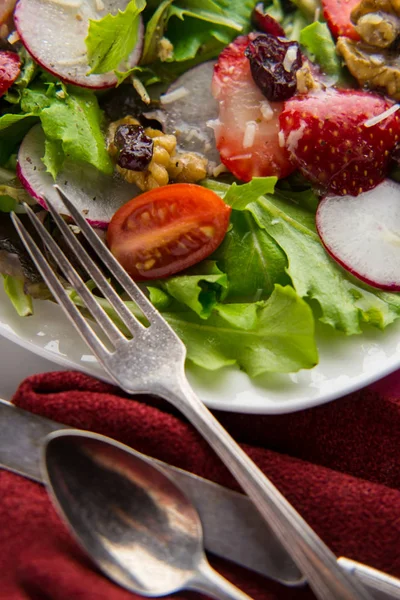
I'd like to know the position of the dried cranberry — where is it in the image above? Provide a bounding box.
[252,4,285,37]
[245,34,302,102]
[114,124,154,171]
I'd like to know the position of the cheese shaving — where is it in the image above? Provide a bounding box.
[243,121,257,148]
[364,104,400,127]
[160,86,189,104]
[283,46,298,73]
[7,30,20,44]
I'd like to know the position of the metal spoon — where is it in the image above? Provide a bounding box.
[42,429,254,600]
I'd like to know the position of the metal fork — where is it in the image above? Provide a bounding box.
[12,187,373,600]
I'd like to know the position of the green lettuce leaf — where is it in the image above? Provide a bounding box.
[21,84,112,177]
[0,113,38,165]
[141,0,175,65]
[213,210,289,301]
[3,275,33,317]
[299,22,343,80]
[158,261,228,318]
[223,177,277,210]
[140,0,256,69]
[248,194,400,333]
[163,284,318,375]
[86,0,146,75]
[71,282,318,375]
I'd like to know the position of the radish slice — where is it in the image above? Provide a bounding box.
[316,180,400,291]
[17,125,139,228]
[145,61,221,163]
[14,0,143,89]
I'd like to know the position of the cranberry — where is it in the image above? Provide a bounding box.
[252,4,286,37]
[114,124,154,171]
[245,34,302,102]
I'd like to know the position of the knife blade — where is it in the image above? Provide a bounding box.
[1,399,399,599]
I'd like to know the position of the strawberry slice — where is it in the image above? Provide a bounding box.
[0,51,20,97]
[211,35,294,182]
[322,0,360,40]
[279,89,400,196]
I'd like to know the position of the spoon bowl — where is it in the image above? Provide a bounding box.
[42,429,253,600]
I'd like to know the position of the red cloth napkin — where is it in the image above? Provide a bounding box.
[1,370,400,600]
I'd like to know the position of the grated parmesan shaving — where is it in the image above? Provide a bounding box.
[206,119,221,130]
[260,100,274,121]
[278,130,285,148]
[286,122,307,153]
[283,46,298,72]
[7,31,20,45]
[95,0,105,10]
[160,86,189,104]
[243,121,257,148]
[213,163,229,177]
[314,7,320,21]
[230,153,252,161]
[364,104,400,127]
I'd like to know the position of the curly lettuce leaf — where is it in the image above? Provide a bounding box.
[86,0,146,75]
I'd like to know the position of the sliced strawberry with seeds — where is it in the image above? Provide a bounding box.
[279,89,400,196]
[322,0,360,40]
[0,50,21,97]
[211,35,294,182]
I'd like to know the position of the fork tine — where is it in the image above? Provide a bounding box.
[11,213,110,364]
[54,185,167,326]
[21,203,125,348]
[44,196,145,336]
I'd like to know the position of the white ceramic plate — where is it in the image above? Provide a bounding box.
[1,284,399,414]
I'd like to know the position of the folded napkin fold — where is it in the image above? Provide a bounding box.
[1,370,400,600]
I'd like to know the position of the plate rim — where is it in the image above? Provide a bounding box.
[1,318,399,414]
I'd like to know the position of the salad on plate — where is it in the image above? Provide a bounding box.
[1,0,400,380]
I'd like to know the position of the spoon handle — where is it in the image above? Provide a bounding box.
[190,557,253,600]
[162,375,374,600]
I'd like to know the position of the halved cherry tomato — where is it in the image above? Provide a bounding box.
[0,50,21,97]
[107,183,231,281]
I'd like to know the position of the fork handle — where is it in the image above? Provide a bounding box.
[163,375,373,600]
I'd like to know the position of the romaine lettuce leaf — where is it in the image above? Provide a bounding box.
[86,0,146,75]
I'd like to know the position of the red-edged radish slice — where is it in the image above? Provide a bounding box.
[14,0,143,89]
[18,125,139,228]
[316,180,400,290]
